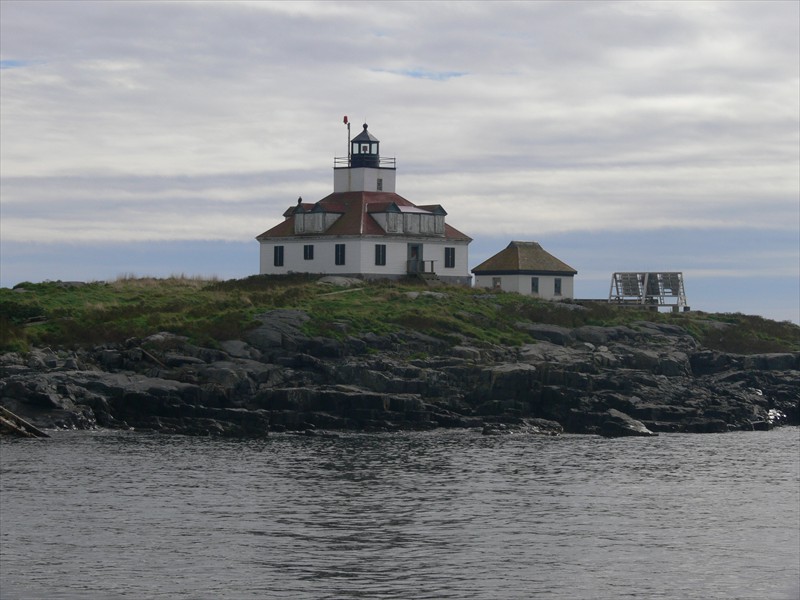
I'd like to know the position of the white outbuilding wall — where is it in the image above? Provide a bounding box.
[473,273,574,300]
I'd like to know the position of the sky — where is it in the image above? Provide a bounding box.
[1,0,798,322]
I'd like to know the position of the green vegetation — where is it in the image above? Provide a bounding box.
[1,275,798,354]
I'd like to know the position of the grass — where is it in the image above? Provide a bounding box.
[1,275,798,355]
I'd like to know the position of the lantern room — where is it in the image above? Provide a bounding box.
[333,121,397,193]
[350,123,380,168]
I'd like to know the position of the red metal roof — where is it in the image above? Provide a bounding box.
[256,191,472,241]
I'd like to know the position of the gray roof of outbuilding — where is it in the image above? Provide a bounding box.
[471,241,577,275]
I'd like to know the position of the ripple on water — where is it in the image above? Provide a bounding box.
[1,428,798,599]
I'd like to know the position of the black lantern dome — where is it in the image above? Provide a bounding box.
[350,123,380,168]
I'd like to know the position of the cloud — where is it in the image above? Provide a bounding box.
[0,171,317,243]
[374,68,468,81]
[1,0,798,320]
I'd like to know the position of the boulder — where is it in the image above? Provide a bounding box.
[482,363,539,402]
[573,325,639,346]
[451,345,482,361]
[515,323,574,346]
[743,353,799,371]
[219,340,261,360]
[2,376,64,409]
[600,408,658,437]
[317,276,362,287]
[246,310,311,352]
[657,352,691,377]
[690,351,743,375]
[164,353,207,367]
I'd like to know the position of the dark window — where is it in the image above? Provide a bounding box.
[375,244,386,266]
[335,244,346,265]
[377,178,383,191]
[554,278,562,296]
[444,247,455,269]
[531,277,539,294]
[303,245,314,260]
[273,246,284,267]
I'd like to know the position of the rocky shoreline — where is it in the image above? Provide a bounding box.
[1,309,797,438]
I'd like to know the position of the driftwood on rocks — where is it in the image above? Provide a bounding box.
[0,405,49,438]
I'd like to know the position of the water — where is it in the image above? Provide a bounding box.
[1,428,798,600]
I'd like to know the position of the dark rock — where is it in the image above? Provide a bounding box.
[594,392,637,413]
[618,346,660,371]
[658,352,691,377]
[451,345,482,361]
[515,323,574,346]
[307,336,346,358]
[482,422,510,435]
[748,420,771,431]
[573,325,639,346]
[246,310,311,352]
[100,350,123,369]
[684,418,730,434]
[632,403,699,422]
[482,363,538,401]
[526,418,564,434]
[345,336,368,355]
[690,351,743,375]
[396,330,450,352]
[482,417,563,436]
[219,340,258,359]
[164,353,207,367]
[600,408,658,437]
[295,429,341,438]
[632,321,691,337]
[743,353,799,371]
[4,308,798,438]
[360,332,394,350]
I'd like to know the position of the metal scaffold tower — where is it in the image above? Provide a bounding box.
[608,272,689,312]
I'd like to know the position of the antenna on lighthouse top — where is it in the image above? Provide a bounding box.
[343,115,351,164]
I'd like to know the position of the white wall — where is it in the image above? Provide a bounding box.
[474,273,575,300]
[260,239,363,275]
[333,167,396,193]
[260,237,470,280]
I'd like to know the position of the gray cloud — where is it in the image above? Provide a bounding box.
[1,0,798,318]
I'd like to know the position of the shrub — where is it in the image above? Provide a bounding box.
[0,298,46,324]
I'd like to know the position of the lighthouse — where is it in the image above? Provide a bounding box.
[256,120,472,285]
[334,123,397,193]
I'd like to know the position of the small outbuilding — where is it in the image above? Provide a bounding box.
[471,241,577,300]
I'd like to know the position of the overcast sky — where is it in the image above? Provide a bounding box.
[1,1,798,321]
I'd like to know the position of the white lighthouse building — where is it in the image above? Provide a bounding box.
[256,122,472,285]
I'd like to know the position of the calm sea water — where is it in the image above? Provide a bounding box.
[1,428,798,600]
